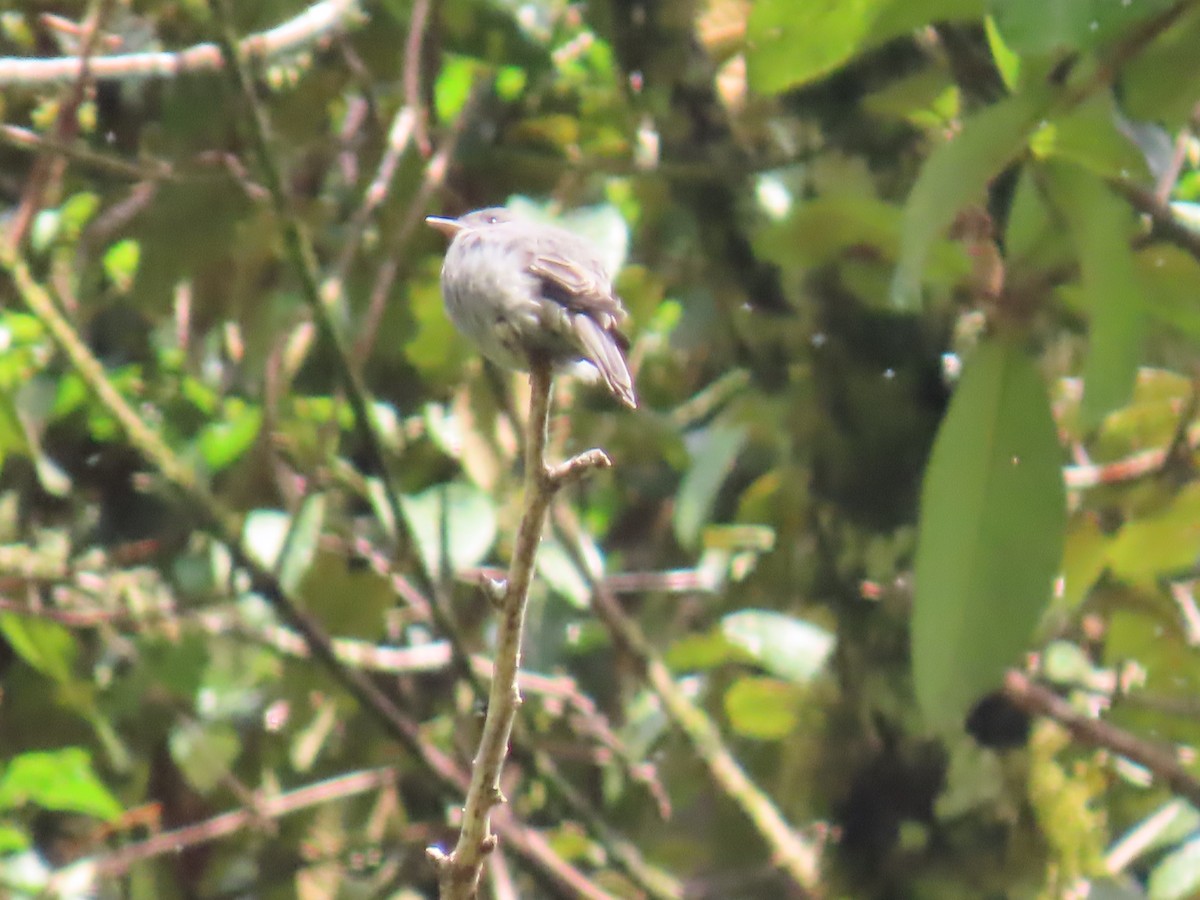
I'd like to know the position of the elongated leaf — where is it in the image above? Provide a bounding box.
[1150,836,1200,900]
[912,339,1066,730]
[1048,163,1144,426]
[892,91,1048,307]
[674,423,748,551]
[401,481,497,578]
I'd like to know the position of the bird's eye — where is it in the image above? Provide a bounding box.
[486,215,500,224]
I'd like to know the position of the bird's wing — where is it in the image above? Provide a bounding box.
[527,251,626,322]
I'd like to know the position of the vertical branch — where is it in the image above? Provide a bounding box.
[431,362,611,899]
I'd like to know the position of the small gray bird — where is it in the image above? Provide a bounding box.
[426,208,637,409]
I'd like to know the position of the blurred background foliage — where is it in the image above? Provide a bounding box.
[2,0,1200,897]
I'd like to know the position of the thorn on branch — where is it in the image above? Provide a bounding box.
[483,577,507,609]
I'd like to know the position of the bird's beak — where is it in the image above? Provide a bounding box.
[425,216,465,238]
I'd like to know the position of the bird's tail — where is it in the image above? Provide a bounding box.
[573,316,637,409]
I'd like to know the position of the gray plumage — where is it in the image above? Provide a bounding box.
[426,208,637,409]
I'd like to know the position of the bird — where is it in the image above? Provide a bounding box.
[425,207,637,408]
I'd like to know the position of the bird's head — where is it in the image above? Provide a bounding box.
[425,207,517,239]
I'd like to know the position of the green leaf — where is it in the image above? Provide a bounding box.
[1150,836,1200,900]
[102,239,141,293]
[985,15,1021,89]
[747,0,983,94]
[196,398,262,472]
[434,55,481,123]
[1106,483,1200,586]
[912,339,1066,730]
[0,613,75,684]
[1048,163,1144,426]
[1030,95,1148,180]
[1121,9,1200,127]
[721,610,835,684]
[723,676,802,740]
[1004,165,1072,269]
[0,822,29,853]
[892,90,1048,307]
[170,721,240,793]
[0,748,121,822]
[0,393,29,467]
[1138,246,1200,343]
[277,493,326,597]
[665,630,739,672]
[401,481,497,578]
[674,423,748,551]
[1060,512,1107,609]
[1110,799,1200,870]
[989,0,1179,56]
[536,535,592,609]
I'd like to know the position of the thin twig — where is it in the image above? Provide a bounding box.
[1063,418,1200,489]
[0,0,363,86]
[1111,179,1200,266]
[403,0,433,156]
[355,74,491,363]
[431,362,612,899]
[51,767,397,886]
[210,0,437,603]
[0,245,610,900]
[6,0,114,252]
[551,509,825,895]
[1003,670,1200,808]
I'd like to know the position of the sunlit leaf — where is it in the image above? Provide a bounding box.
[1106,483,1200,586]
[1060,512,1107,609]
[196,399,262,472]
[0,748,121,822]
[0,823,28,853]
[666,630,739,672]
[721,610,835,684]
[1110,799,1200,871]
[102,239,141,293]
[0,614,75,684]
[433,54,480,123]
[724,676,801,740]
[912,339,1066,730]
[1150,836,1200,900]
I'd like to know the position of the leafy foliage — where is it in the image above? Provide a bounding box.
[0,0,1199,897]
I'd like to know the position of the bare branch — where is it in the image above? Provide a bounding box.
[434,363,614,898]
[0,0,364,87]
[1003,670,1200,808]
